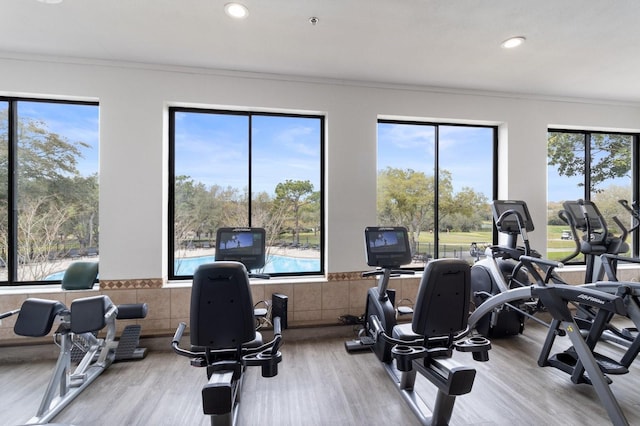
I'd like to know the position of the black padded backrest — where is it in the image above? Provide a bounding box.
[190,261,256,349]
[562,200,607,235]
[14,298,67,337]
[70,295,114,333]
[412,259,471,338]
[61,261,99,290]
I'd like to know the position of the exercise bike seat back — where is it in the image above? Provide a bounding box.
[394,259,471,341]
[190,261,257,350]
[414,258,470,337]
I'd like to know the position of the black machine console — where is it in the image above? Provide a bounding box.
[491,200,534,234]
[364,226,412,268]
[215,227,266,271]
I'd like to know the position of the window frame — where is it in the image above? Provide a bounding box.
[168,107,325,280]
[377,119,499,266]
[0,96,99,286]
[548,128,640,259]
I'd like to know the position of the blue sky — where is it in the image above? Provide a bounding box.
[377,122,494,199]
[16,102,629,204]
[174,112,321,196]
[16,101,99,177]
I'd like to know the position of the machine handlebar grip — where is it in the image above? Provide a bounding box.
[391,269,415,276]
[368,315,384,338]
[116,303,148,320]
[0,308,20,320]
[249,273,271,280]
[520,255,563,269]
[272,316,282,336]
[172,322,187,345]
[363,268,415,278]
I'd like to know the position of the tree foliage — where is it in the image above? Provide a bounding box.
[548,132,631,193]
[0,109,98,281]
[274,179,315,245]
[173,177,320,256]
[377,167,487,252]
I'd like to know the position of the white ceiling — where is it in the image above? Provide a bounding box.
[2,0,640,104]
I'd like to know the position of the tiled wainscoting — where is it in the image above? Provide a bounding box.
[0,272,420,345]
[1,266,639,346]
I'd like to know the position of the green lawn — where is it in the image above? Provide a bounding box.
[294,225,613,263]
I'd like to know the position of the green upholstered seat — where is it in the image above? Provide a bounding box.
[61,261,99,290]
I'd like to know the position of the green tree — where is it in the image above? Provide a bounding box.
[548,132,631,193]
[378,167,488,252]
[377,167,433,251]
[274,179,314,245]
[0,110,98,280]
[174,176,248,252]
[593,185,635,235]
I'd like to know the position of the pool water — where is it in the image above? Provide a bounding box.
[175,254,320,275]
[45,255,320,281]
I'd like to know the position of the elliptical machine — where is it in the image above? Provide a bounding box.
[559,199,640,353]
[470,200,550,337]
[559,199,631,283]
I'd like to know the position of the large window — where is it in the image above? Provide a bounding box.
[0,98,99,285]
[377,120,497,267]
[169,108,324,278]
[547,130,638,262]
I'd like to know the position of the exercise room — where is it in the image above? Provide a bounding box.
[1,1,640,425]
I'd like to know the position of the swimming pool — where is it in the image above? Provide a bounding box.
[45,255,320,281]
[175,254,320,275]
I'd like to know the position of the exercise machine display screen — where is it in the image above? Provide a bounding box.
[215,227,266,271]
[364,226,412,268]
[491,200,534,234]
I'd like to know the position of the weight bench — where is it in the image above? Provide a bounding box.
[4,294,147,425]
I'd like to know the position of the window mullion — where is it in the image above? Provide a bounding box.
[7,101,17,284]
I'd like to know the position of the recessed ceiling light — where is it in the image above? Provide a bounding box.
[37,0,63,3]
[224,3,249,19]
[501,36,526,49]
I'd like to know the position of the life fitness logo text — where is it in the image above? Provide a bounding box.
[577,294,605,305]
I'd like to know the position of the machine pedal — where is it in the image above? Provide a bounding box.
[115,325,147,361]
[345,337,375,352]
[549,350,627,379]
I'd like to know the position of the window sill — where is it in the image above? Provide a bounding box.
[165,274,328,288]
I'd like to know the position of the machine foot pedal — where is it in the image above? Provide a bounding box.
[115,325,147,361]
[548,349,627,382]
[345,337,374,352]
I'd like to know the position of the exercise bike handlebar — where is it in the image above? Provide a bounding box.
[249,272,271,280]
[172,317,283,360]
[519,255,563,270]
[0,308,20,321]
[369,314,471,347]
[362,268,415,278]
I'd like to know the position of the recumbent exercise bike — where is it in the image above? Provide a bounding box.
[172,227,287,426]
[346,226,491,425]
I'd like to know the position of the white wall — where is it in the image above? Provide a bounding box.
[2,54,640,280]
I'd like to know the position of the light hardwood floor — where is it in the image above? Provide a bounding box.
[2,320,640,425]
